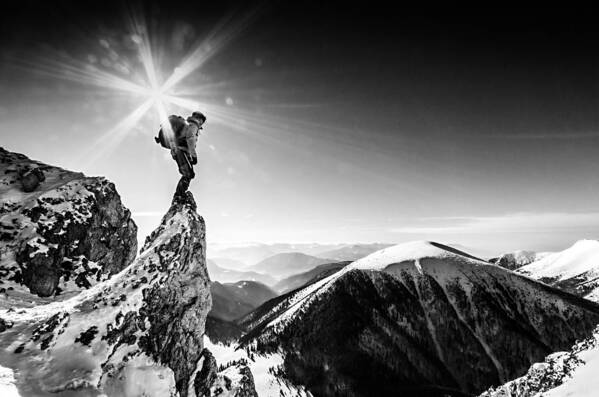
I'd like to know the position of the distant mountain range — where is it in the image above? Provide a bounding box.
[208,242,395,267]
[207,257,247,270]
[247,252,335,280]
[207,259,276,285]
[313,243,394,261]
[230,241,599,397]
[208,243,344,266]
[272,261,351,294]
[210,281,277,322]
[206,280,277,345]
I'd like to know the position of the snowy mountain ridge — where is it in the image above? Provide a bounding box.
[518,239,599,300]
[256,240,486,332]
[519,239,599,280]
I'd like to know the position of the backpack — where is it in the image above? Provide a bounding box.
[156,115,187,149]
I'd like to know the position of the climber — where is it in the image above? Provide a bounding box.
[155,111,206,196]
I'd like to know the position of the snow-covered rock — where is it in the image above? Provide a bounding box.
[0,192,211,397]
[238,241,599,396]
[197,347,259,397]
[211,361,258,397]
[518,240,599,300]
[490,250,552,270]
[0,147,137,298]
[479,325,599,397]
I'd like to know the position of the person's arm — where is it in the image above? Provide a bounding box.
[186,125,198,162]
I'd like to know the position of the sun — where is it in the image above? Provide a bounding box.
[149,87,166,104]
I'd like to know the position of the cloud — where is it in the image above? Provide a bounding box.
[491,132,599,140]
[391,212,599,234]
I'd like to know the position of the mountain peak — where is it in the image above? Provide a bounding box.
[349,240,486,272]
[143,191,201,251]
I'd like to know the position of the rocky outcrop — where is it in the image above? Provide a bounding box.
[191,348,259,397]
[0,147,137,297]
[0,191,211,397]
[194,349,218,396]
[210,359,258,397]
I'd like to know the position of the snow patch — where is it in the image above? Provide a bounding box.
[0,366,21,397]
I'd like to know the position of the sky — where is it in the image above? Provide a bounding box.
[1,1,598,255]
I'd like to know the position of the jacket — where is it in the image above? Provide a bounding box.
[172,123,199,159]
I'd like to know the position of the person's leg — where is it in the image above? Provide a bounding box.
[174,150,195,195]
[174,151,194,178]
[175,176,191,196]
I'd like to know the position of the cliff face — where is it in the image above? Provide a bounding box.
[0,192,211,397]
[0,147,137,297]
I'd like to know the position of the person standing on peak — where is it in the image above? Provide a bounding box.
[155,111,207,196]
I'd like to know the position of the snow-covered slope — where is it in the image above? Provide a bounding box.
[490,250,552,270]
[0,192,211,397]
[0,147,137,299]
[238,241,599,397]
[518,240,599,300]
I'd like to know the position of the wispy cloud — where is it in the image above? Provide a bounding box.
[490,132,599,140]
[392,212,599,234]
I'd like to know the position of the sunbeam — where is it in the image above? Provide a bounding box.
[160,7,262,93]
[6,4,265,167]
[79,98,155,168]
